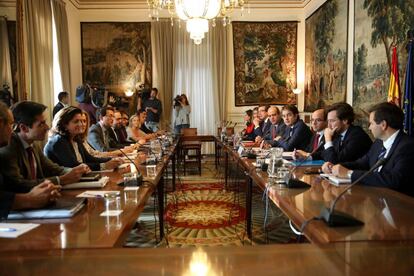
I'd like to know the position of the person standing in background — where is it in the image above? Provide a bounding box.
[140,88,162,132]
[53,91,69,118]
[174,94,191,134]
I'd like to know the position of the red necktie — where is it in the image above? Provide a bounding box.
[271,125,276,139]
[313,133,320,151]
[26,147,37,180]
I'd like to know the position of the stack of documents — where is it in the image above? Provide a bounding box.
[62,176,109,190]
[7,198,86,219]
[320,174,352,185]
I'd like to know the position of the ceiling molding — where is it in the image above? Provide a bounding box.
[68,0,309,10]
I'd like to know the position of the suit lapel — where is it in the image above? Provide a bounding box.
[385,131,404,161]
[13,134,32,178]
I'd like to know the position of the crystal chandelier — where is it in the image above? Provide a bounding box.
[147,0,249,45]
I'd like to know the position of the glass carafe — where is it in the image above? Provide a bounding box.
[267,147,284,177]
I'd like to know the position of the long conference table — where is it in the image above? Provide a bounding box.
[1,135,414,275]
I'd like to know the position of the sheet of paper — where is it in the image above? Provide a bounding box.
[0,223,39,238]
[90,169,114,173]
[77,190,120,198]
[124,186,139,191]
[100,210,123,216]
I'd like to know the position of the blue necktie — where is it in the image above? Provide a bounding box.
[375,146,387,172]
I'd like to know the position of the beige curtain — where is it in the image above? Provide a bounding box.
[51,0,71,94]
[210,24,228,122]
[24,0,54,115]
[151,21,174,127]
[0,17,13,96]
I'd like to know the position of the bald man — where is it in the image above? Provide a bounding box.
[263,106,287,146]
[294,108,327,160]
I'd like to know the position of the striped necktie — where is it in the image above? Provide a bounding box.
[26,147,37,180]
[374,146,387,172]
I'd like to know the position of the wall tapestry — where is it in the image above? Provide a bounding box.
[305,0,348,112]
[233,21,297,106]
[353,0,413,127]
[81,22,152,94]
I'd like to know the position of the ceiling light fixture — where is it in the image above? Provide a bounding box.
[147,0,249,44]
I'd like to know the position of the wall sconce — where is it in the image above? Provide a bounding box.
[293,88,302,95]
[125,89,134,97]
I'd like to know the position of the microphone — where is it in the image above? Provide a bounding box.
[286,150,316,189]
[319,158,388,227]
[119,148,142,186]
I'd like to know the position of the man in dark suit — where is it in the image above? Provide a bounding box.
[52,91,69,118]
[264,106,286,146]
[325,102,414,196]
[88,107,122,151]
[253,104,271,143]
[109,110,133,146]
[294,109,327,160]
[0,102,60,219]
[270,104,312,151]
[0,101,88,192]
[320,102,371,164]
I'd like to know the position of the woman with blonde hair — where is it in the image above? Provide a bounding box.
[127,110,155,143]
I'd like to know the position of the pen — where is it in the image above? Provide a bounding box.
[0,227,17,232]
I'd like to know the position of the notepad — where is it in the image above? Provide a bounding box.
[62,176,109,190]
[320,174,352,185]
[7,198,86,220]
[0,223,40,238]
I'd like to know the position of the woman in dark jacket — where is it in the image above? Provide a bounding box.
[44,106,123,171]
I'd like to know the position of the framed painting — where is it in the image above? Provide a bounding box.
[353,0,412,128]
[81,22,152,94]
[233,21,297,106]
[304,0,348,112]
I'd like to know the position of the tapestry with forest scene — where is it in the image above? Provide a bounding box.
[81,22,152,94]
[353,0,413,129]
[305,0,348,112]
[233,22,297,106]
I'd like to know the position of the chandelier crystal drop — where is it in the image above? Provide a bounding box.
[147,0,249,44]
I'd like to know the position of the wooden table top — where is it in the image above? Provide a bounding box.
[1,242,413,275]
[220,142,414,244]
[0,145,176,252]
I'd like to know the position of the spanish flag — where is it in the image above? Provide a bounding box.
[388,47,401,107]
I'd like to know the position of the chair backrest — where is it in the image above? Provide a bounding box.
[181,128,197,136]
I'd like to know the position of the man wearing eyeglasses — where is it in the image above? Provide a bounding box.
[294,108,327,160]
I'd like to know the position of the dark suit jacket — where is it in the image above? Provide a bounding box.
[109,127,133,146]
[140,124,154,134]
[264,121,287,142]
[0,133,64,192]
[115,127,132,144]
[271,119,312,151]
[0,173,15,220]
[309,134,326,160]
[254,119,271,138]
[44,134,110,171]
[52,102,64,118]
[341,132,414,197]
[88,123,123,152]
[321,125,372,164]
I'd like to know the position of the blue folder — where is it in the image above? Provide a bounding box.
[291,160,324,167]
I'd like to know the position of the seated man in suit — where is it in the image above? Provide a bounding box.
[263,106,286,146]
[324,102,414,197]
[109,110,133,146]
[294,108,327,160]
[320,102,371,163]
[269,105,312,151]
[88,107,135,152]
[254,104,271,143]
[52,91,69,118]
[0,101,88,192]
[0,102,61,219]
